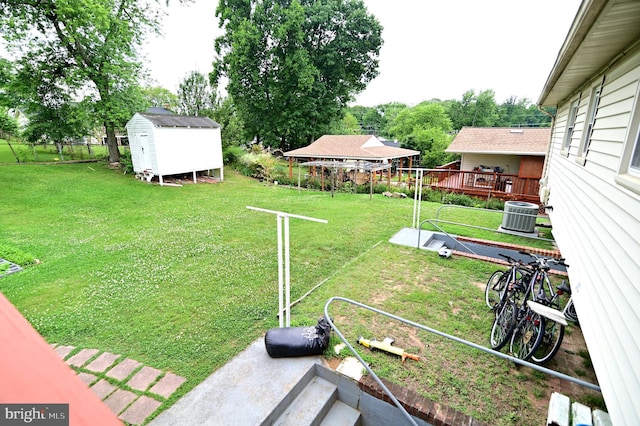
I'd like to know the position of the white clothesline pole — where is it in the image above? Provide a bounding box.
[247,206,328,327]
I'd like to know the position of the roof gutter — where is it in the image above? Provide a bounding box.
[537,0,608,106]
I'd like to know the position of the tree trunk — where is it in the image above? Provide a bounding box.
[6,139,20,163]
[105,123,121,163]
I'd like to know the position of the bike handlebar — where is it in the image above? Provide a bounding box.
[518,251,569,268]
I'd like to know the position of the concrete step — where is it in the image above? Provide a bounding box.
[425,239,445,251]
[320,400,362,426]
[149,338,323,426]
[272,376,337,426]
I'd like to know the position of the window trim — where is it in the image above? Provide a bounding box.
[616,80,640,194]
[562,98,580,156]
[577,78,605,165]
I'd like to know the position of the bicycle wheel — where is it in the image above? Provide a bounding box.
[485,270,506,310]
[509,309,545,361]
[490,299,517,350]
[565,299,579,324]
[531,319,565,364]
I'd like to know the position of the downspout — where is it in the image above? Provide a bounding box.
[537,105,556,206]
[538,106,556,181]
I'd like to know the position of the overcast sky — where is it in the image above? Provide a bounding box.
[147,0,582,106]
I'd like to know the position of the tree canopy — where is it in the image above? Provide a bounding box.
[178,71,216,116]
[213,0,383,150]
[0,0,178,162]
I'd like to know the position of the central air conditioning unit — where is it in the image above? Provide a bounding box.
[501,201,539,233]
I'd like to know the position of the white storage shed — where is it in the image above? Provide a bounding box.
[126,113,224,185]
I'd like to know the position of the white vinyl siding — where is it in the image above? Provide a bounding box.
[125,113,224,182]
[546,47,640,424]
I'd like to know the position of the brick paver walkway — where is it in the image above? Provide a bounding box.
[51,344,186,425]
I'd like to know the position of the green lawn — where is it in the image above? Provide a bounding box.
[0,139,112,163]
[0,162,597,424]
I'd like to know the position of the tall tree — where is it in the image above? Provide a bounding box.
[0,0,179,163]
[142,86,179,111]
[496,96,552,127]
[213,0,382,150]
[387,102,454,168]
[210,96,246,148]
[178,71,215,116]
[328,111,361,135]
[446,89,498,130]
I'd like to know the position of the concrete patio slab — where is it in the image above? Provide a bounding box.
[150,337,325,426]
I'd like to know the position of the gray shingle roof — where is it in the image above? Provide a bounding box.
[446,127,551,155]
[140,113,220,129]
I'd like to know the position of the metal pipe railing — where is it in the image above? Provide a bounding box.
[433,204,555,243]
[324,297,601,425]
[417,218,478,255]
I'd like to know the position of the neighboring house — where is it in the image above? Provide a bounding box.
[538,0,640,424]
[126,113,223,186]
[422,127,551,202]
[7,108,29,130]
[446,127,550,179]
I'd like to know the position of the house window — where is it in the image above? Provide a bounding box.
[616,83,640,194]
[579,86,601,161]
[630,131,640,173]
[562,100,579,154]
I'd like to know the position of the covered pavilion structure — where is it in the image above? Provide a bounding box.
[297,160,392,198]
[284,135,420,190]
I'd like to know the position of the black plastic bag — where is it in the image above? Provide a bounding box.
[264,317,331,358]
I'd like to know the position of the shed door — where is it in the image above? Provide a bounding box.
[138,134,152,171]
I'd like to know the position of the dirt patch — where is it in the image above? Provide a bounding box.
[472,280,486,291]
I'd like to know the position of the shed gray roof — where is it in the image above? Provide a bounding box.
[139,113,220,129]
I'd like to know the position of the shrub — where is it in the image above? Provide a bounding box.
[119,151,133,173]
[441,192,475,207]
[223,146,246,165]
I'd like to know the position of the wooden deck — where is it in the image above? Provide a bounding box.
[410,169,541,203]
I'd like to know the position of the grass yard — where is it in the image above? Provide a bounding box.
[0,161,600,424]
[0,139,112,163]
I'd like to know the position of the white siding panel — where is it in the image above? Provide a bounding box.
[542,23,640,426]
[585,150,621,173]
[547,157,640,424]
[589,127,627,145]
[600,73,639,107]
[592,112,632,130]
[154,128,222,176]
[596,97,634,120]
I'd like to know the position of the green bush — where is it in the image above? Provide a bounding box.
[119,151,133,173]
[223,146,246,165]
